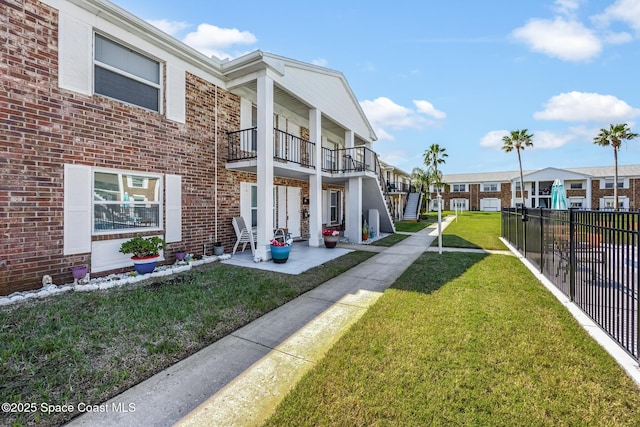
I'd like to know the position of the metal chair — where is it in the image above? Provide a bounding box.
[232,216,256,256]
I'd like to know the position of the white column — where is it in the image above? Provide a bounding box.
[345,129,354,149]
[346,177,363,243]
[255,73,274,261]
[586,177,592,209]
[308,108,323,247]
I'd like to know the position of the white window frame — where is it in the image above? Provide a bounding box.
[451,184,467,192]
[601,178,625,189]
[569,197,584,208]
[330,190,342,224]
[450,198,468,210]
[93,168,163,235]
[569,182,583,190]
[247,184,276,228]
[482,183,499,192]
[600,196,628,210]
[93,33,162,113]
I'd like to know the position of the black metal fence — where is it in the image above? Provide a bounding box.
[502,207,639,362]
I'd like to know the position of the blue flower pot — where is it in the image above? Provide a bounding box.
[132,256,159,274]
[270,245,290,264]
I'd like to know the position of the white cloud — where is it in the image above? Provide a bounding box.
[533,130,576,148]
[479,130,509,148]
[480,128,578,150]
[511,17,601,61]
[413,100,446,120]
[146,19,190,37]
[602,31,633,44]
[553,0,581,17]
[379,150,412,168]
[182,23,257,59]
[593,0,640,32]
[375,128,395,142]
[534,91,640,122]
[312,58,328,67]
[360,97,445,142]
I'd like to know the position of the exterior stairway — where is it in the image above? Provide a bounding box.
[403,192,422,221]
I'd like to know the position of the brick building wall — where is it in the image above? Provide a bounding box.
[0,0,336,294]
[590,179,640,210]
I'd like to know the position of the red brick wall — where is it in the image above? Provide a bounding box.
[0,0,344,295]
[591,178,640,210]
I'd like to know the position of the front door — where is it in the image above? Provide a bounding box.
[287,187,301,238]
[275,186,301,238]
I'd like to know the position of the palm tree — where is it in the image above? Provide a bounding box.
[423,144,448,197]
[501,129,533,208]
[593,123,638,211]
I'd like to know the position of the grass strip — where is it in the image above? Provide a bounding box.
[266,252,640,426]
[393,221,430,233]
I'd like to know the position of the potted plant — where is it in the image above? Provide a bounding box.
[71,265,88,283]
[213,241,224,256]
[322,229,340,248]
[175,248,187,262]
[362,225,369,242]
[119,236,165,274]
[269,239,291,264]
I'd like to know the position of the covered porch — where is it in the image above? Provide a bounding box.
[224,56,393,262]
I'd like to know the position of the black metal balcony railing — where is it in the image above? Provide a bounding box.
[228,129,386,179]
[273,129,315,168]
[227,128,315,168]
[502,207,639,362]
[320,146,381,175]
[387,182,411,193]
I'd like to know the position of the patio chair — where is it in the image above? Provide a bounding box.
[232,216,256,257]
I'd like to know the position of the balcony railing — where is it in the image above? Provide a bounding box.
[227,128,315,168]
[387,182,411,193]
[320,146,382,175]
[227,129,388,184]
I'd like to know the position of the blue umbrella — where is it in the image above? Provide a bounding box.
[551,179,567,210]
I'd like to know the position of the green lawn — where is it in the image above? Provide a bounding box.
[265,212,640,426]
[394,221,430,233]
[371,233,409,246]
[442,211,507,250]
[0,251,375,427]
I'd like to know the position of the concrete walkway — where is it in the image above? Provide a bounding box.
[66,217,454,427]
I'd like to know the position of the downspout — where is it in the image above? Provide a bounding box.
[214,86,218,242]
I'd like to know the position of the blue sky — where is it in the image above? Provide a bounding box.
[111,0,640,175]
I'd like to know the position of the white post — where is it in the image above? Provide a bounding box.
[255,73,274,261]
[308,108,323,247]
[437,194,442,255]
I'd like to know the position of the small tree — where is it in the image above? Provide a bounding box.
[593,123,638,211]
[501,129,533,208]
[423,144,448,198]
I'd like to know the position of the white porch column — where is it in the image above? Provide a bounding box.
[256,73,274,261]
[345,129,354,149]
[346,177,363,243]
[586,177,592,209]
[308,108,323,247]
